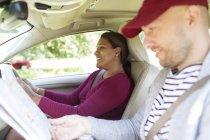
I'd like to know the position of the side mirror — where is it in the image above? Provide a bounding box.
[0,1,28,31]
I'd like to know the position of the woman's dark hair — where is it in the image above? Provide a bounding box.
[100,31,132,79]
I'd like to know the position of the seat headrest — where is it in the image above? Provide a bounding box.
[127,36,149,62]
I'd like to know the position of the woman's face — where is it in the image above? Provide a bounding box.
[94,37,120,69]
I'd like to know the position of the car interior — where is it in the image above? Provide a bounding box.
[0,0,162,124]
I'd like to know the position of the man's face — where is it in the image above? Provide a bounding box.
[142,6,192,70]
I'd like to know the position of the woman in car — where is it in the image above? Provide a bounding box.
[18,31,133,120]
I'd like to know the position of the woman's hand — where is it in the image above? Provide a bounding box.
[22,78,45,96]
[22,78,33,88]
[17,78,41,105]
[49,115,91,140]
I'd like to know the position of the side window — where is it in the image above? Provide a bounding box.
[9,31,105,79]
[139,32,162,69]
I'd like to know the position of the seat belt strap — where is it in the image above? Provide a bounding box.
[91,69,105,88]
[146,75,210,140]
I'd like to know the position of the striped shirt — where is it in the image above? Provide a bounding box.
[144,64,202,140]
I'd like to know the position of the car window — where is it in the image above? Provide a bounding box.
[9,31,105,79]
[139,32,162,69]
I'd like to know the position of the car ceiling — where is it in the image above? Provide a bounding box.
[1,0,210,62]
[27,0,143,39]
[24,0,210,41]
[0,0,144,62]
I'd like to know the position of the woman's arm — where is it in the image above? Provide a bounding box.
[38,74,132,118]
[43,71,99,105]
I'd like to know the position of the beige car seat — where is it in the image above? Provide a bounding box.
[121,36,160,119]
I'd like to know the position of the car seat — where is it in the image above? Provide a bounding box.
[121,36,160,119]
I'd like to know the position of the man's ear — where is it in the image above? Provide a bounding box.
[185,6,201,28]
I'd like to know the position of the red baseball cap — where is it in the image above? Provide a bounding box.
[122,0,208,38]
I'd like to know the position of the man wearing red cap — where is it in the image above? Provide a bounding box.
[50,0,210,140]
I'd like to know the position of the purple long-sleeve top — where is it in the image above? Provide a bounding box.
[38,70,133,120]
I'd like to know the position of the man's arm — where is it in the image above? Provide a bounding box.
[89,110,143,140]
[197,98,210,139]
[49,111,143,140]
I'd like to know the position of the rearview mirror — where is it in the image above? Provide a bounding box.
[0,1,28,31]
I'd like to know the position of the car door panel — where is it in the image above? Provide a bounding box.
[31,73,90,93]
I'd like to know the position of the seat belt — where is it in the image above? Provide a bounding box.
[146,75,210,140]
[91,69,105,88]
